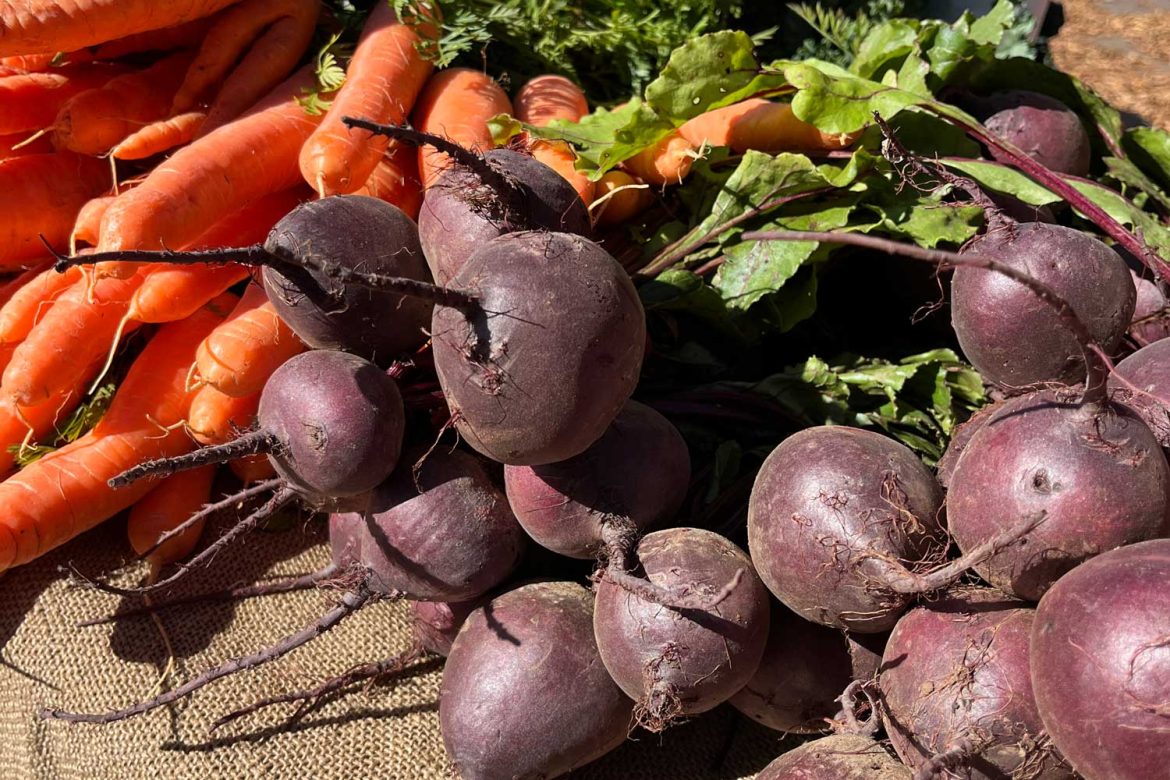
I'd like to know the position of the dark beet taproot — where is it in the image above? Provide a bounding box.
[418,147,591,285]
[730,600,887,734]
[592,527,770,731]
[879,588,1074,780]
[951,222,1134,390]
[432,230,645,465]
[1031,540,1170,780]
[980,90,1091,177]
[503,400,690,559]
[946,389,1170,601]
[747,426,944,633]
[756,734,910,780]
[440,581,633,780]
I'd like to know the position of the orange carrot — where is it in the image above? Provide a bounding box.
[514,74,594,206]
[187,385,276,483]
[354,142,424,219]
[0,152,110,269]
[127,465,217,564]
[592,169,654,226]
[52,50,196,155]
[412,67,512,189]
[0,62,129,135]
[128,186,309,324]
[193,282,306,398]
[110,111,205,160]
[2,271,146,406]
[96,66,326,268]
[0,1,240,58]
[0,293,234,573]
[70,195,117,252]
[0,260,53,309]
[0,265,83,347]
[680,98,858,153]
[299,1,438,196]
[89,16,216,61]
[621,130,695,187]
[0,130,53,158]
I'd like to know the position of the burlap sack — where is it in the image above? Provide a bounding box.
[0,513,794,779]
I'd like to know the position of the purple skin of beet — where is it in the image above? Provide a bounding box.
[1111,338,1170,447]
[756,734,911,780]
[592,527,771,730]
[1128,269,1170,347]
[950,222,1135,391]
[440,581,633,780]
[431,231,646,466]
[879,588,1075,780]
[503,400,690,559]
[417,147,592,286]
[946,389,1170,601]
[259,349,405,501]
[1031,539,1170,780]
[730,600,887,734]
[747,425,945,633]
[410,598,483,657]
[330,448,526,601]
[261,195,434,362]
[980,90,1092,177]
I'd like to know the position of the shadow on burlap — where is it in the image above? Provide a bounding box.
[0,513,793,779]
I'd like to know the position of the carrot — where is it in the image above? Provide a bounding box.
[96,66,326,269]
[128,186,309,324]
[193,282,306,398]
[621,129,695,187]
[0,62,129,135]
[0,260,54,309]
[592,169,654,226]
[52,50,196,155]
[0,152,110,269]
[70,195,118,252]
[0,265,83,347]
[187,385,276,484]
[0,374,96,478]
[0,1,240,58]
[354,142,424,219]
[411,67,512,189]
[0,293,234,573]
[110,111,206,160]
[514,74,594,206]
[679,98,859,153]
[299,1,438,196]
[127,466,217,565]
[89,16,216,61]
[1,271,146,406]
[0,130,53,158]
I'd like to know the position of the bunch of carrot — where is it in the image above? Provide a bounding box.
[0,0,857,577]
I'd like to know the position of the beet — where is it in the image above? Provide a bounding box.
[432,230,645,465]
[747,426,944,633]
[440,581,633,779]
[1031,540,1170,780]
[418,147,592,285]
[1129,269,1170,347]
[410,598,482,657]
[730,600,887,734]
[333,448,526,601]
[756,734,911,780]
[980,90,1092,177]
[951,222,1135,390]
[946,389,1170,601]
[1111,337,1170,446]
[879,588,1074,779]
[592,527,770,730]
[503,400,690,559]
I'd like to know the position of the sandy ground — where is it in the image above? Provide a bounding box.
[1050,0,1170,129]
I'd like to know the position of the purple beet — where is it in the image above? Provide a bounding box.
[1031,540,1170,780]
[879,588,1074,779]
[440,581,633,779]
[1110,337,1170,447]
[980,90,1092,177]
[756,734,910,780]
[1129,269,1170,347]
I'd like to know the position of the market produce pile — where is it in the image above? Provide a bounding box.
[0,0,1168,778]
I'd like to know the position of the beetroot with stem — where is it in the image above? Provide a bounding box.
[878,588,1074,780]
[441,581,634,780]
[977,90,1092,177]
[756,734,911,780]
[1030,539,1170,780]
[730,600,887,734]
[592,527,770,731]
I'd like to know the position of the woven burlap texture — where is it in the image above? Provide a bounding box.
[0,515,792,779]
